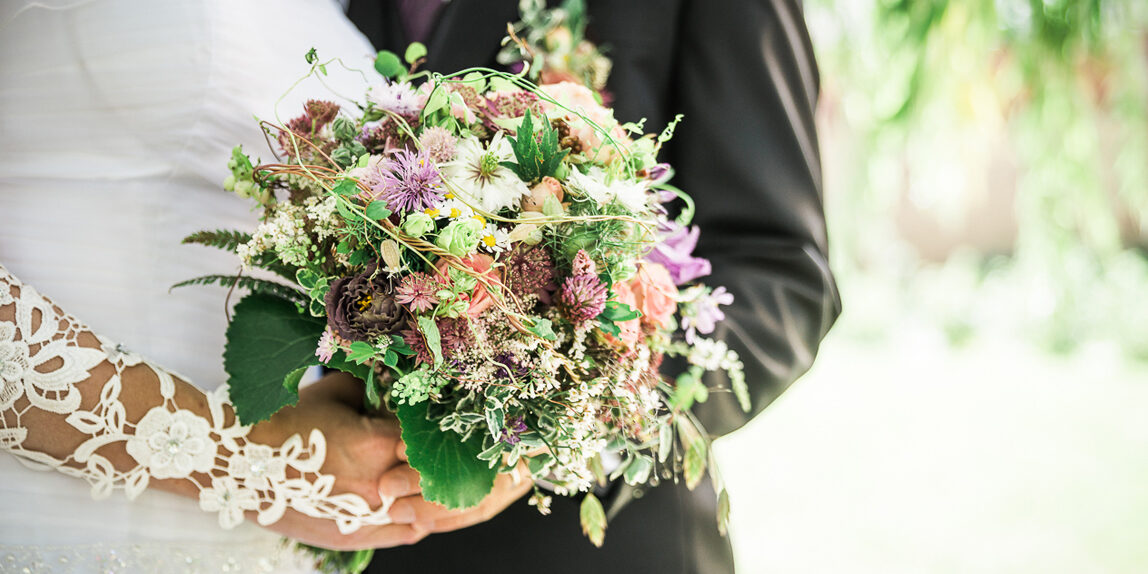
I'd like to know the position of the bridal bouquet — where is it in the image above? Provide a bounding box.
[180,1,745,567]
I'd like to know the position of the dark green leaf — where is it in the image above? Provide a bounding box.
[304,47,318,65]
[395,401,498,509]
[171,275,306,305]
[365,200,392,220]
[324,349,373,382]
[580,493,607,547]
[224,294,325,424]
[374,50,404,78]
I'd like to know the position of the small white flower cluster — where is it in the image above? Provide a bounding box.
[237,197,341,269]
[687,337,739,372]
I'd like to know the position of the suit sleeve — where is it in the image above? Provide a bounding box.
[665,0,840,437]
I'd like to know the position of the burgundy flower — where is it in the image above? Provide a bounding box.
[504,246,557,306]
[324,268,404,341]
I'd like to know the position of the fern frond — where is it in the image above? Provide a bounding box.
[171,275,306,304]
[182,229,253,253]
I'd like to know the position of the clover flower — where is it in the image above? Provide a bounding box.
[559,255,608,325]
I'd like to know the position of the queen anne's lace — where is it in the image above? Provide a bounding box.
[0,264,392,532]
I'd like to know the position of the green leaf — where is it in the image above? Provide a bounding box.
[716,488,731,536]
[347,341,376,365]
[295,268,321,290]
[580,493,607,547]
[623,455,652,485]
[181,229,252,253]
[395,401,498,509]
[526,318,557,341]
[657,423,674,463]
[421,86,450,119]
[324,349,373,382]
[304,48,318,65]
[224,294,325,424]
[363,368,381,410]
[417,316,443,368]
[331,179,360,197]
[374,50,404,78]
[171,275,307,305]
[683,436,707,491]
[599,301,641,322]
[404,42,427,65]
[365,200,392,221]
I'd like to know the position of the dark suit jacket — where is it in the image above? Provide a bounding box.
[349,1,840,572]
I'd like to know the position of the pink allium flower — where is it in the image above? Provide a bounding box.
[395,272,442,313]
[419,126,457,163]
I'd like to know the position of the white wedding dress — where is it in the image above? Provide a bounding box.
[0,1,385,571]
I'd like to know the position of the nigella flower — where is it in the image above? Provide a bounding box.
[419,126,458,163]
[395,272,442,313]
[374,149,446,213]
[441,133,530,214]
[682,286,734,343]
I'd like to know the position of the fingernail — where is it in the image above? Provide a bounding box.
[380,474,410,497]
[389,501,415,523]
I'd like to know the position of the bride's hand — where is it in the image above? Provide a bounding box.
[244,371,429,550]
[377,443,533,536]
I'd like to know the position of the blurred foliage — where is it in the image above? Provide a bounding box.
[807,0,1148,358]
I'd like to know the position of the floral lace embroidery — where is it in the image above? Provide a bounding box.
[0,264,392,532]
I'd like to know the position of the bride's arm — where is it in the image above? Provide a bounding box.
[0,263,428,550]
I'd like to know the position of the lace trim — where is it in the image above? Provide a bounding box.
[0,264,391,533]
[0,541,315,574]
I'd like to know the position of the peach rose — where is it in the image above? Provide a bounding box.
[609,281,642,347]
[521,176,565,213]
[539,82,630,162]
[434,253,503,317]
[629,262,678,330]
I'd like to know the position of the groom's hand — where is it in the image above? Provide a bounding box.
[378,443,533,536]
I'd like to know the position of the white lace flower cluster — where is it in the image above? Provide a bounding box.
[238,196,341,268]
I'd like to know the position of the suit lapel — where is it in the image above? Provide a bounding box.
[424,0,522,72]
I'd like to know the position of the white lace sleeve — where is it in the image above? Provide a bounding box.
[0,264,391,534]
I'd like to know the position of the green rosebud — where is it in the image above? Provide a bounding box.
[434,218,483,257]
[402,212,435,237]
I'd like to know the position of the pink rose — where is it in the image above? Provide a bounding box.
[629,262,678,330]
[609,281,642,347]
[434,253,503,317]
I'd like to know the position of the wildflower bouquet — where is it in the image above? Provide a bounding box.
[180,0,747,563]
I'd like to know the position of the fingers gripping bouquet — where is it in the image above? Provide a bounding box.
[180,1,748,562]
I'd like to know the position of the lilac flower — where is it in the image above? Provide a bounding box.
[682,286,734,343]
[499,416,529,445]
[374,149,446,212]
[646,220,712,285]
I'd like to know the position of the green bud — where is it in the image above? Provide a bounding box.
[223,174,236,192]
[553,162,569,181]
[402,212,435,237]
[434,218,483,257]
[332,116,357,142]
[331,146,354,167]
[234,180,258,198]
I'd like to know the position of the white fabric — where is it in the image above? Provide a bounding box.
[0,0,381,570]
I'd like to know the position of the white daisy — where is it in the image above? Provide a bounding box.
[479,223,512,254]
[442,133,530,214]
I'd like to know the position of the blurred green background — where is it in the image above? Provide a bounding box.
[715,1,1148,571]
